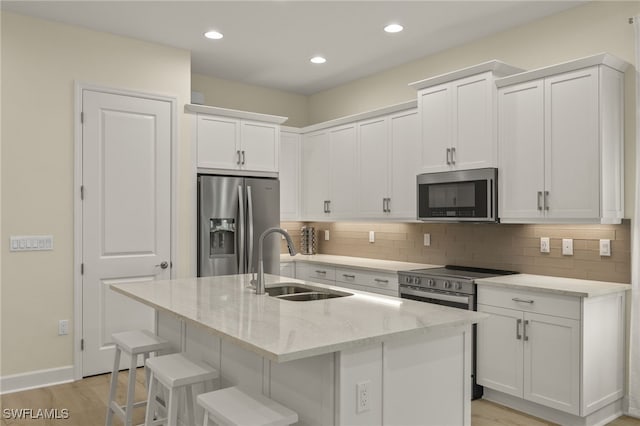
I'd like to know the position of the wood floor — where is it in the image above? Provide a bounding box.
[1,370,639,425]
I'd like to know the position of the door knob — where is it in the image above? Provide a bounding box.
[156,261,169,269]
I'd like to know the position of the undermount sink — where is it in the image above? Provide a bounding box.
[265,284,352,301]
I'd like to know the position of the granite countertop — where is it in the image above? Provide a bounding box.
[476,273,631,298]
[111,274,485,363]
[280,253,440,273]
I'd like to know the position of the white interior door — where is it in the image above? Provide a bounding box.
[82,89,172,376]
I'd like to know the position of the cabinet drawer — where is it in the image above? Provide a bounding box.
[335,267,398,294]
[295,262,336,282]
[478,285,580,320]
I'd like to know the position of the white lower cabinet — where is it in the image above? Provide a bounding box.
[294,262,399,297]
[477,285,625,420]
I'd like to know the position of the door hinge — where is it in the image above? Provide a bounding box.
[81,263,84,275]
[80,111,84,124]
[80,185,84,200]
[80,338,84,351]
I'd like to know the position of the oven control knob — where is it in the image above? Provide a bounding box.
[428,279,436,287]
[414,277,421,285]
[454,282,462,290]
[444,280,451,289]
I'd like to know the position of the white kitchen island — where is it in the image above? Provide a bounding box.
[111,274,487,426]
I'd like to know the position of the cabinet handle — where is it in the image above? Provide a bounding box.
[446,148,451,165]
[326,200,331,213]
[523,320,530,341]
[451,147,456,164]
[516,318,522,340]
[342,274,355,279]
[241,150,246,165]
[382,198,386,213]
[537,191,543,211]
[512,297,534,304]
[386,198,391,213]
[315,270,327,275]
[374,278,389,284]
[236,150,241,165]
[544,191,549,211]
[323,200,329,213]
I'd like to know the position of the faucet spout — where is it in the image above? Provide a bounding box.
[256,227,297,295]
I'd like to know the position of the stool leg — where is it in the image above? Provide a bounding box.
[202,412,210,426]
[124,353,137,426]
[185,385,195,426]
[143,352,151,389]
[167,387,179,426]
[105,347,121,426]
[144,372,158,426]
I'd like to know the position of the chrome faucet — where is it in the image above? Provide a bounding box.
[255,227,297,295]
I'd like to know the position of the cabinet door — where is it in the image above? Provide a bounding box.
[419,84,452,173]
[389,109,420,219]
[329,124,358,218]
[197,115,239,170]
[357,117,389,218]
[279,131,300,220]
[476,304,523,398]
[240,121,279,172]
[544,67,600,220]
[301,131,330,219]
[498,80,545,221]
[453,72,495,170]
[523,312,580,415]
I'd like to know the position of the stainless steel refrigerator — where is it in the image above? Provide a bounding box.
[198,175,280,277]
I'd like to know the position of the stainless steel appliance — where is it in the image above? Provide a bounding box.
[417,168,498,222]
[198,175,280,277]
[398,265,517,399]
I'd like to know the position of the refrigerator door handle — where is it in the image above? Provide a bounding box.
[237,185,245,274]
[247,185,254,274]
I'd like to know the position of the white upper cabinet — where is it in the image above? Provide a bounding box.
[280,130,300,221]
[358,116,390,218]
[301,130,330,219]
[187,104,287,174]
[329,124,358,218]
[410,61,524,174]
[497,54,629,224]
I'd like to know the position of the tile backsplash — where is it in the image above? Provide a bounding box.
[280,221,631,283]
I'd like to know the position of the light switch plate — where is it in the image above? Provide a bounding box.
[10,235,54,252]
[369,231,375,243]
[599,239,611,256]
[324,230,330,241]
[423,233,431,246]
[540,237,550,253]
[562,238,573,256]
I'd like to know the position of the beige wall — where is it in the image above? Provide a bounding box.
[307,1,639,218]
[191,73,308,127]
[1,12,191,376]
[282,221,631,284]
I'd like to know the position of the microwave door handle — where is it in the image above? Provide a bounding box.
[237,185,245,274]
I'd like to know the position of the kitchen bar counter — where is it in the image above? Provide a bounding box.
[280,253,440,273]
[476,273,630,297]
[111,273,485,362]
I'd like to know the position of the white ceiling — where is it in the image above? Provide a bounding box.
[2,1,585,95]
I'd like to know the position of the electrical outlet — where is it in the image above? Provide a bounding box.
[423,233,431,246]
[356,380,371,413]
[58,320,69,336]
[540,237,550,253]
[600,239,611,256]
[324,230,330,241]
[562,238,573,256]
[369,231,375,243]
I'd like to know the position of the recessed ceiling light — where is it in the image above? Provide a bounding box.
[384,23,404,33]
[310,56,327,64]
[204,30,223,40]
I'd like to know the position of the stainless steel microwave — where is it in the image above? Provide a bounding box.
[417,168,498,222]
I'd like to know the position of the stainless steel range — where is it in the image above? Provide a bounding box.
[398,265,517,400]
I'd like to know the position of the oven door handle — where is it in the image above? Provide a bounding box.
[400,287,470,305]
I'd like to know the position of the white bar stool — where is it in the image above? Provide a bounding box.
[106,330,173,426]
[197,386,298,426]
[144,353,219,426]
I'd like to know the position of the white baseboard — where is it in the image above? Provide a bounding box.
[0,366,74,395]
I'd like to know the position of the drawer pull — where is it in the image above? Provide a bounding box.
[516,318,522,340]
[315,270,327,274]
[512,297,534,304]
[374,279,389,284]
[342,274,356,279]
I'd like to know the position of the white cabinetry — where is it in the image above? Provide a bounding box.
[187,104,287,175]
[497,54,628,224]
[477,284,625,419]
[295,262,398,296]
[357,109,420,219]
[410,62,523,174]
[301,131,330,219]
[279,129,300,220]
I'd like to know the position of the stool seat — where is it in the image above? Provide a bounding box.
[112,330,171,355]
[198,386,298,426]
[145,353,219,426]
